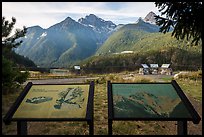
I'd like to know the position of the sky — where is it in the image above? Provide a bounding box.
[2,2,161,30]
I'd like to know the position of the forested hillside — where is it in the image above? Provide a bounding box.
[11,51,37,68]
[96,18,161,55]
[81,32,202,73]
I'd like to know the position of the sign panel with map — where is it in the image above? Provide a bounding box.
[4,82,94,123]
[13,84,89,119]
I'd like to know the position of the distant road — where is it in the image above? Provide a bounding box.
[23,77,99,85]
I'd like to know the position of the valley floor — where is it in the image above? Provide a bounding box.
[2,71,202,135]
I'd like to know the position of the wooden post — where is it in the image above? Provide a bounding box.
[177,121,187,135]
[17,121,27,135]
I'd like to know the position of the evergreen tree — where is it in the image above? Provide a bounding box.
[154,2,202,45]
[2,17,29,94]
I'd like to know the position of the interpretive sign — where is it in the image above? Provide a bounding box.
[3,82,94,135]
[13,85,89,119]
[108,80,200,135]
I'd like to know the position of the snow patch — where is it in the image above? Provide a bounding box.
[40,32,47,37]
[88,24,94,28]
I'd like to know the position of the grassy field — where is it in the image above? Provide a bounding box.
[2,70,202,135]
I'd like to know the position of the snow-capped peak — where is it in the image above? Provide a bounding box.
[78,14,116,34]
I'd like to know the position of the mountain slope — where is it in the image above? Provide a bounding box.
[96,18,161,55]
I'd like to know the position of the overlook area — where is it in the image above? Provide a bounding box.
[2,70,202,135]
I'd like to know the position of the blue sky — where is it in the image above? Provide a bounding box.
[2,2,160,30]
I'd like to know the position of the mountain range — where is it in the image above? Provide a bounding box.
[15,12,163,68]
[15,14,119,67]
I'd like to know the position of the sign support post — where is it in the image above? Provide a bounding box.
[87,120,94,135]
[17,121,27,135]
[108,119,112,135]
[177,121,187,135]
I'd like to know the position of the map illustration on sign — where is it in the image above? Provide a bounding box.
[13,85,89,119]
[54,87,85,109]
[26,96,53,104]
[112,84,191,118]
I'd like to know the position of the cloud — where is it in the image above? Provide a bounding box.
[2,2,160,30]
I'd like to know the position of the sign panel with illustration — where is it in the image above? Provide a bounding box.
[107,81,200,135]
[112,83,191,119]
[13,84,89,119]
